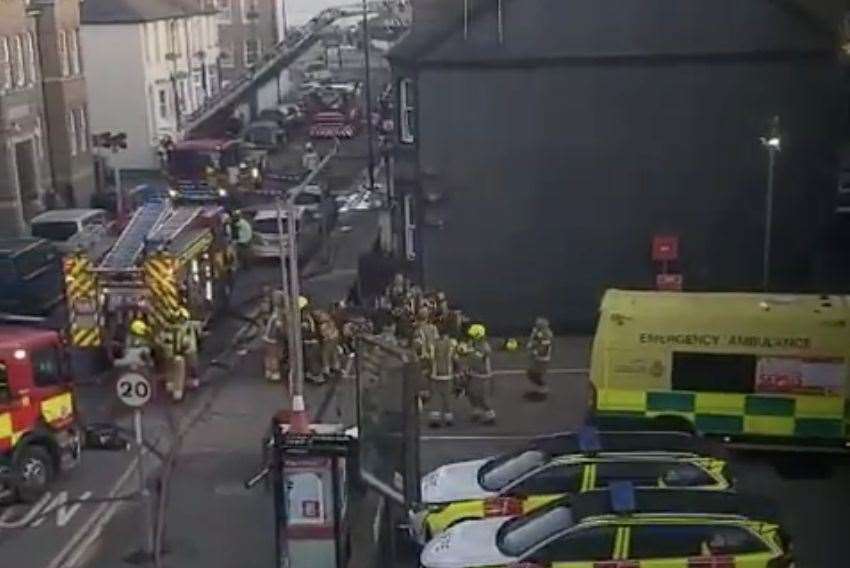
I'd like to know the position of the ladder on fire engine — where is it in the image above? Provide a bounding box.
[99,200,169,270]
[147,206,203,248]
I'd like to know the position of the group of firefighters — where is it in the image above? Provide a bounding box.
[260,272,555,427]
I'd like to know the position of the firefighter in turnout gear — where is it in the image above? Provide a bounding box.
[301,297,323,384]
[386,272,409,308]
[263,290,288,382]
[116,318,154,373]
[465,323,495,424]
[526,317,553,399]
[317,310,341,380]
[413,307,439,399]
[429,334,457,427]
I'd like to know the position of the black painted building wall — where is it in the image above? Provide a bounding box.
[391,0,844,332]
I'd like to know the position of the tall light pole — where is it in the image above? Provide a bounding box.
[760,115,781,291]
[363,0,376,191]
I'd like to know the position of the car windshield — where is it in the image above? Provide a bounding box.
[294,192,321,205]
[31,221,78,242]
[496,502,574,557]
[253,218,287,234]
[478,450,548,492]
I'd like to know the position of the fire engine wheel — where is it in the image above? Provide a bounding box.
[15,446,54,503]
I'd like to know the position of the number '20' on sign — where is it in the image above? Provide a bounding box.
[116,373,152,407]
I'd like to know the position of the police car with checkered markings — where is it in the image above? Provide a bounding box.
[420,483,793,568]
[411,430,730,544]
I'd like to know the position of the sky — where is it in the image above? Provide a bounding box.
[286,0,348,27]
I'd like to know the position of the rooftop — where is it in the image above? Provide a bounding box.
[81,0,216,25]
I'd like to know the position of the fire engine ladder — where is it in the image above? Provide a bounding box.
[147,206,203,249]
[99,201,169,270]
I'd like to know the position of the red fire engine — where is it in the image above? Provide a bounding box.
[304,82,363,139]
[0,325,80,503]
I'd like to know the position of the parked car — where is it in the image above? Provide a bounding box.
[243,120,288,150]
[249,207,322,263]
[0,238,64,315]
[29,208,109,254]
[290,184,338,230]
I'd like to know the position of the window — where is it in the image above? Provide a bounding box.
[497,504,574,557]
[68,110,78,156]
[594,461,715,489]
[672,352,756,394]
[479,450,548,492]
[243,0,258,23]
[244,38,260,66]
[158,89,169,120]
[68,29,80,75]
[507,463,583,496]
[219,44,234,67]
[0,37,10,90]
[31,221,79,242]
[12,35,24,87]
[0,362,8,402]
[32,346,63,387]
[77,108,89,152]
[629,525,769,559]
[216,0,232,22]
[153,23,161,62]
[532,526,616,563]
[57,30,69,77]
[25,32,36,84]
[34,114,43,158]
[399,78,416,143]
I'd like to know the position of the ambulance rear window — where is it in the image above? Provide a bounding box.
[672,353,756,394]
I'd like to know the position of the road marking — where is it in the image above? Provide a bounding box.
[46,456,139,568]
[0,492,52,528]
[372,496,384,544]
[420,434,571,442]
[28,491,93,528]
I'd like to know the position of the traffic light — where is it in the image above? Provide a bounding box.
[93,131,128,151]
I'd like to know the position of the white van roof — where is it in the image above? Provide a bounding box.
[30,208,105,224]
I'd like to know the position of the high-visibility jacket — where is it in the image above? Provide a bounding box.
[528,327,553,362]
[432,337,456,380]
[413,322,439,359]
[467,339,492,378]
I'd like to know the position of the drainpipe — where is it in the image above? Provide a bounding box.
[33,8,59,204]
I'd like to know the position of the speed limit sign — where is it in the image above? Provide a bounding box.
[116,372,152,407]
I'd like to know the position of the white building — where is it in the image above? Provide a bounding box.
[81,0,220,169]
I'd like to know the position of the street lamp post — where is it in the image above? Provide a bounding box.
[760,115,781,291]
[363,0,376,191]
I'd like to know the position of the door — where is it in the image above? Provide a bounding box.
[625,524,775,567]
[525,525,617,567]
[14,139,39,210]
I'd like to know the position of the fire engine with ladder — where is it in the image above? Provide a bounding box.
[63,198,236,397]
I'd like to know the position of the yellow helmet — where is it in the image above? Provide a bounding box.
[505,338,519,351]
[468,323,486,340]
[130,319,149,337]
[177,307,190,321]
[298,296,309,310]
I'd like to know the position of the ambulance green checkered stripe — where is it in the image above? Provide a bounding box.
[600,389,849,439]
[745,396,795,416]
[795,418,844,438]
[694,414,743,434]
[647,391,695,413]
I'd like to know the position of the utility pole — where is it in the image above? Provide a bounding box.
[282,141,340,432]
[760,116,781,292]
[363,0,376,191]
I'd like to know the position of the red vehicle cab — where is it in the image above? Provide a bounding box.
[0,326,80,503]
[166,138,266,199]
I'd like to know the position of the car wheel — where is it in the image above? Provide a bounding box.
[650,415,696,434]
[15,446,54,503]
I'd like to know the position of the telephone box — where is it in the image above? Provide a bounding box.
[271,421,353,568]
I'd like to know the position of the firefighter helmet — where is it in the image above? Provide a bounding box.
[177,307,190,321]
[130,319,149,337]
[298,296,309,310]
[468,324,486,340]
[504,338,519,352]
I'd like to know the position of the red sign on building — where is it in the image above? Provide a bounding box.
[656,273,684,291]
[652,235,679,262]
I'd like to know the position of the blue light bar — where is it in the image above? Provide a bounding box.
[609,481,636,514]
[578,426,602,454]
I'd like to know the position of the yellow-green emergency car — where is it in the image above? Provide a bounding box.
[412,450,731,544]
[591,290,850,449]
[420,485,792,568]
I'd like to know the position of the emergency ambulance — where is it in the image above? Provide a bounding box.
[590,290,850,449]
